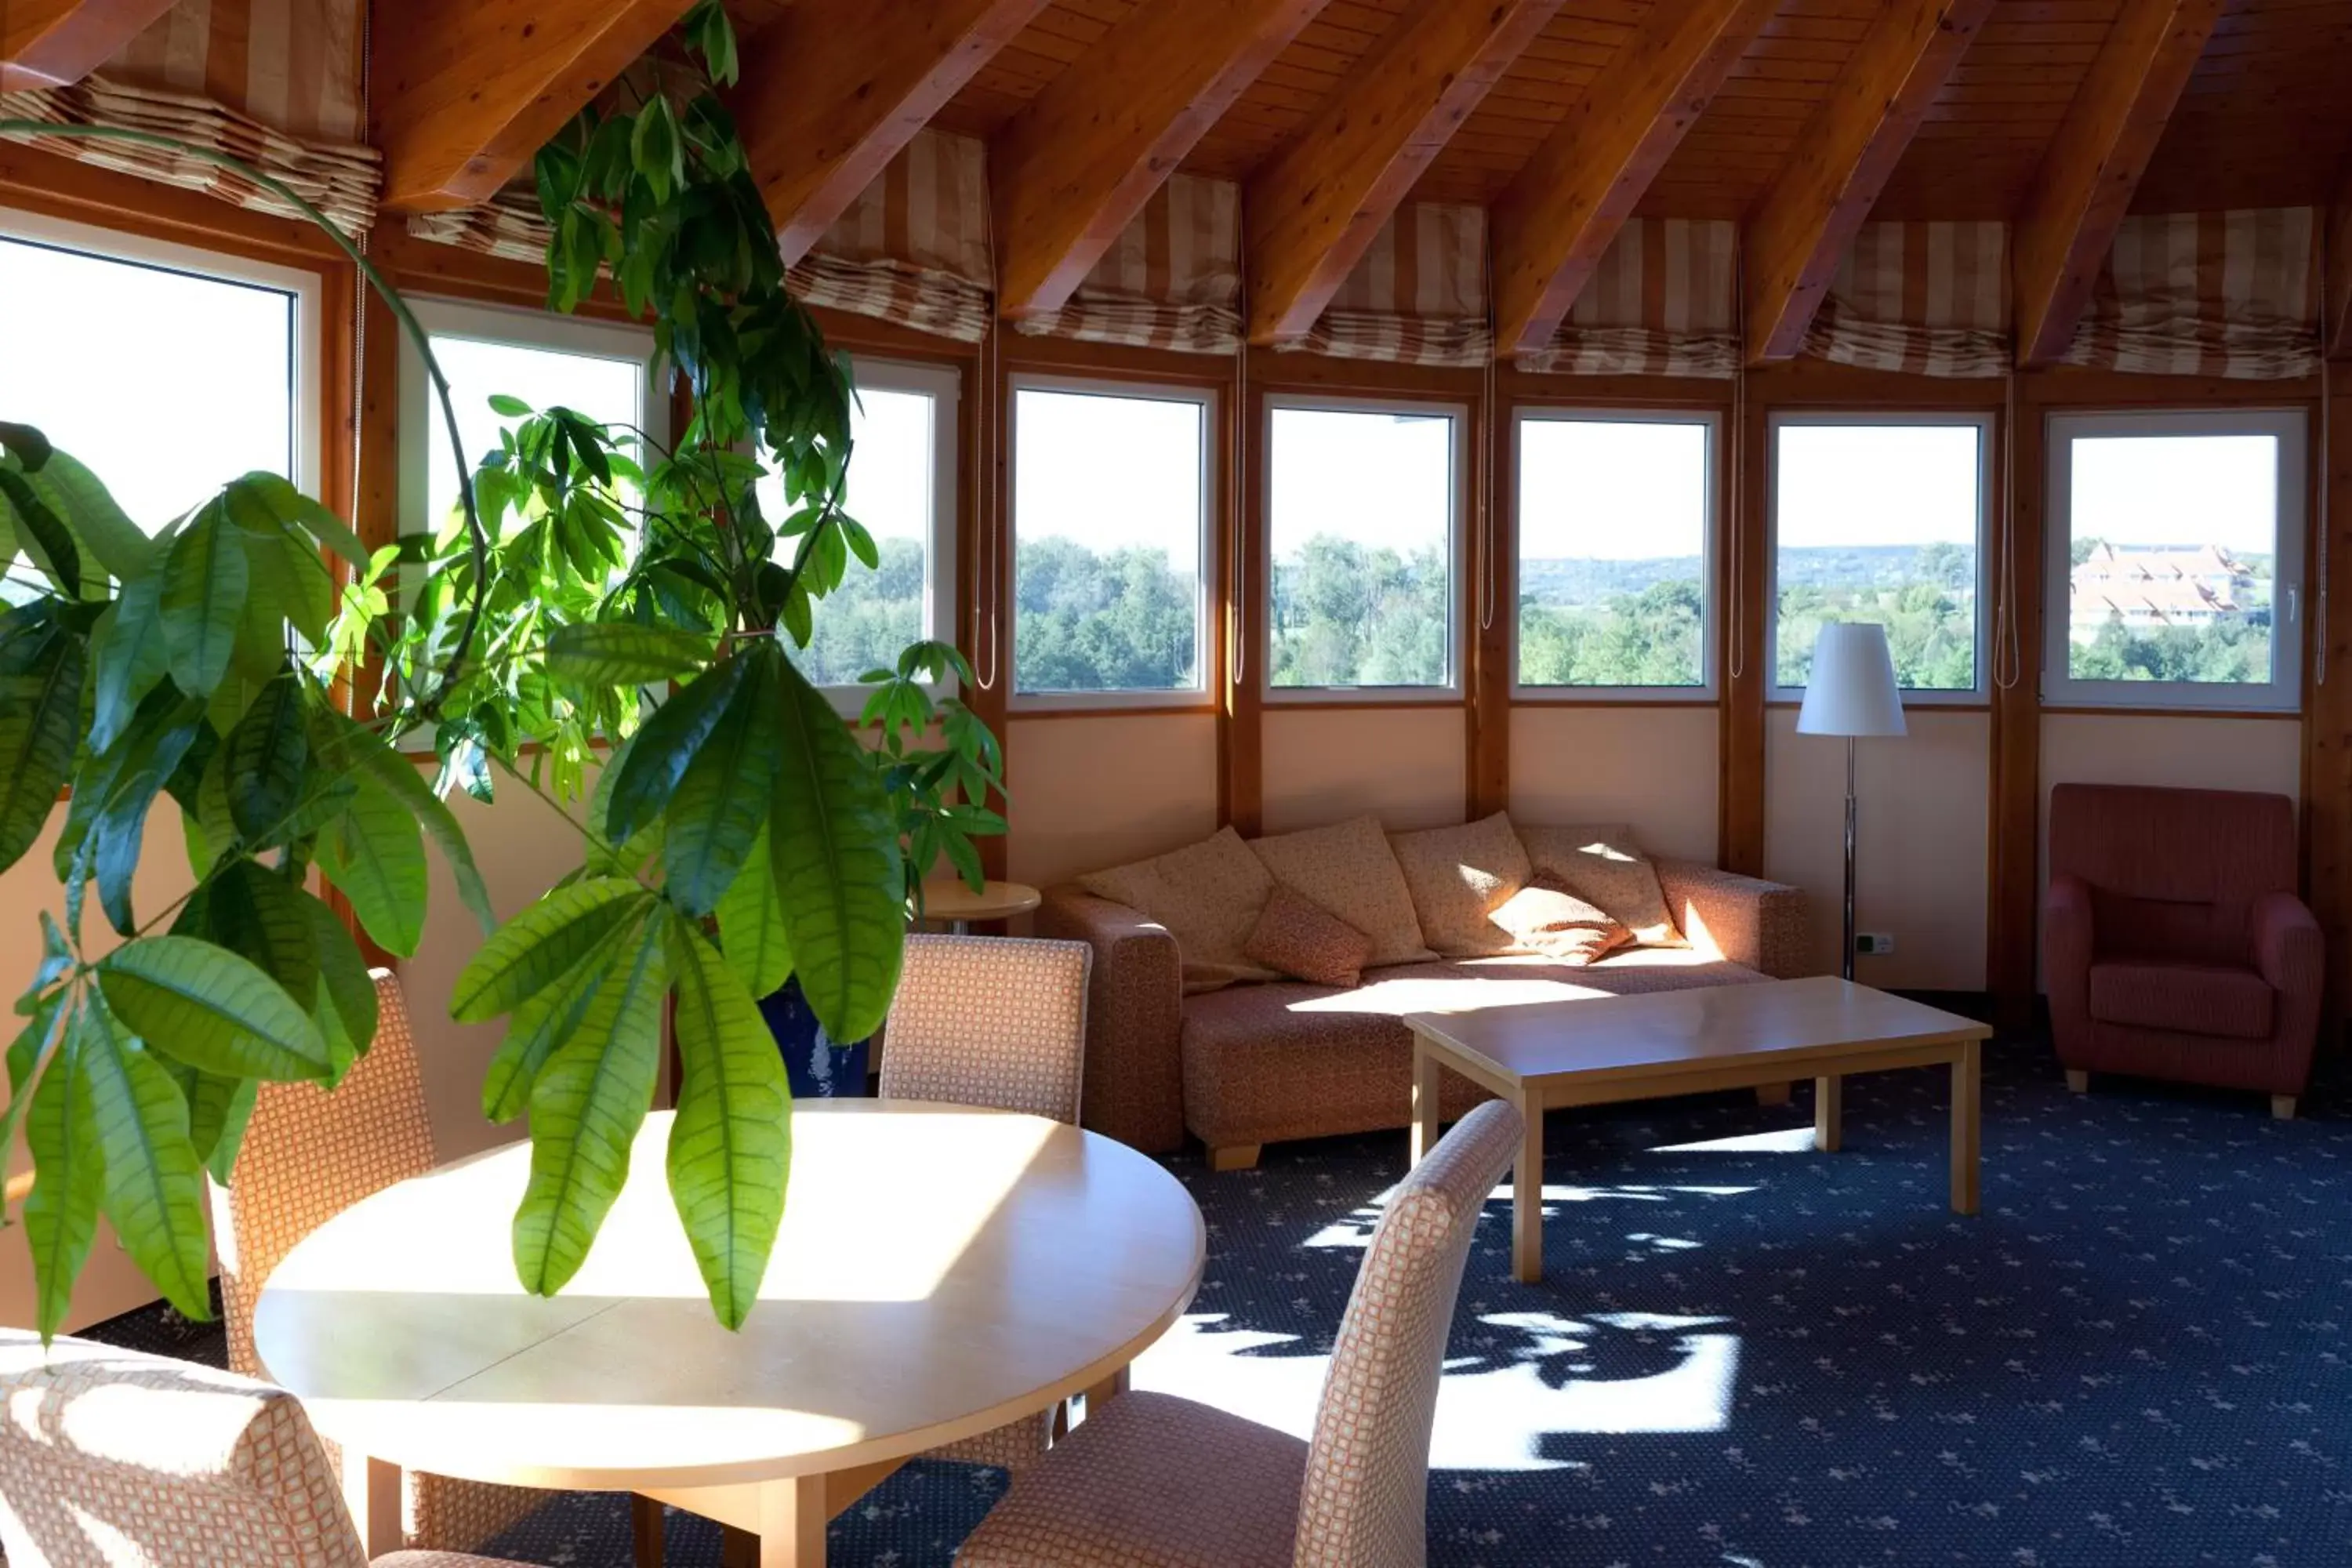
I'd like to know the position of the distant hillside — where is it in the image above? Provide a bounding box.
[1523,543,1968,608]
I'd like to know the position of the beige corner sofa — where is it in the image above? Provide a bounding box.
[1038,811,1812,1166]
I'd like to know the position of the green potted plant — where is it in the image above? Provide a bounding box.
[0,0,1002,1337]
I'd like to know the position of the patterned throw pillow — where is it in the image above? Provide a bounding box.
[1492,875,1632,966]
[1243,885,1376,988]
[1388,811,1533,956]
[1515,823,1686,947]
[1248,814,1436,969]
[1079,826,1278,993]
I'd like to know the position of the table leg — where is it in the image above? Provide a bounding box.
[1083,1363,1130,1415]
[632,1494,666,1566]
[1951,1040,1981,1215]
[1410,1044,1442,1167]
[756,1475,828,1567]
[339,1453,402,1557]
[1512,1091,1544,1284]
[1814,1075,1842,1152]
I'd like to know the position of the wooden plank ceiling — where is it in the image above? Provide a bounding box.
[366,0,2352,361]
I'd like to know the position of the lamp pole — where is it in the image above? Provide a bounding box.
[1842,735,1858,982]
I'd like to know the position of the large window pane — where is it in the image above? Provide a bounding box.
[1267,405,1456,691]
[0,234,296,531]
[759,381,945,686]
[1773,420,1984,692]
[1013,387,1207,698]
[426,334,647,538]
[1517,416,1709,688]
[2063,431,2278,686]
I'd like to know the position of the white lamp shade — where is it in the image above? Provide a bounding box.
[1795,621,1907,738]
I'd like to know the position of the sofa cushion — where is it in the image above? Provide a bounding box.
[1517,823,1685,947]
[2089,960,2274,1040]
[1388,811,1533,956]
[1079,826,1276,994]
[1249,814,1435,968]
[1245,885,1374,988]
[1491,875,1630,964]
[1178,950,1766,1148]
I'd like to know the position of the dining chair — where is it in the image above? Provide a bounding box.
[0,1327,532,1568]
[955,1098,1524,1567]
[880,933,1092,1474]
[211,970,652,1558]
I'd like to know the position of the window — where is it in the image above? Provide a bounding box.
[1265,400,1461,697]
[1011,381,1212,706]
[756,359,959,693]
[0,209,314,532]
[400,297,659,550]
[1770,415,1989,699]
[1515,411,1714,694]
[2045,409,2305,711]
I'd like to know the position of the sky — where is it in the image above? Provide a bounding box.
[753,383,935,545]
[1775,423,1984,551]
[1269,405,1455,560]
[426,335,646,531]
[1013,387,1206,572]
[1520,418,1709,562]
[2067,434,2278,553]
[0,237,295,531]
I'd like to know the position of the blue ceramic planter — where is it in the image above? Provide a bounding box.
[757,976,873,1098]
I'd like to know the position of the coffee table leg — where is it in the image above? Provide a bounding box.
[340,1452,402,1556]
[756,1474,828,1566]
[1513,1091,1544,1283]
[1410,1043,1442,1167]
[1814,1075,1842,1152]
[1951,1040,1981,1214]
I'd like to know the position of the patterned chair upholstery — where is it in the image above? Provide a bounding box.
[210,973,548,1552]
[957,1098,1524,1566]
[0,1329,530,1568]
[880,933,1092,1474]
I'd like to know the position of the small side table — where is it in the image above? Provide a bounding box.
[917,877,1042,935]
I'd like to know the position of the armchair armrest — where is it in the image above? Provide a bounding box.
[2253,890,2323,1001]
[1036,887,1185,1154]
[2044,874,2096,979]
[1654,858,1811,978]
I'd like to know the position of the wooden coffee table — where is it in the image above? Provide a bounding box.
[1405,977,1992,1283]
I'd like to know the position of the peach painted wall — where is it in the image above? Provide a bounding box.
[1508,706,1718,862]
[1261,707,1465,835]
[1764,706,1991,990]
[1005,713,1221,887]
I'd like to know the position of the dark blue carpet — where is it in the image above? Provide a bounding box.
[84,1029,2352,1566]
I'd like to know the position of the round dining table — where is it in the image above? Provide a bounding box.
[254,1099,1205,1567]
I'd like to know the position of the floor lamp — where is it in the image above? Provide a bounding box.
[1796,622,1907,982]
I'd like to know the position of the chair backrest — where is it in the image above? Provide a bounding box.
[0,1330,366,1568]
[2047,783,2296,967]
[878,935,1092,1123]
[1292,1099,1523,1568]
[213,972,436,1377]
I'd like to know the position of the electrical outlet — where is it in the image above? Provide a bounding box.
[1855,931,1896,956]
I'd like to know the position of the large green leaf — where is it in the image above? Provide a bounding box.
[76,1002,212,1320]
[664,644,782,916]
[0,466,81,597]
[665,915,790,1328]
[89,572,169,753]
[512,913,670,1297]
[85,691,206,937]
[183,1069,259,1185]
[19,449,152,582]
[452,878,652,1023]
[770,653,904,1043]
[98,934,333,1083]
[547,622,717,688]
[312,712,495,936]
[480,914,638,1123]
[715,826,793,997]
[159,503,249,697]
[302,892,379,1082]
[221,673,310,843]
[320,777,429,957]
[0,612,85,876]
[227,470,368,572]
[0,994,61,1191]
[24,1009,100,1341]
[604,655,747,844]
[203,860,321,1010]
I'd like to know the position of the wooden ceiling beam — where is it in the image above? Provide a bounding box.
[1490,0,1777,361]
[372,0,697,213]
[2012,0,2224,366]
[1740,0,1994,364]
[1245,0,1569,347]
[993,0,1332,322]
[0,0,176,91]
[733,0,1052,269]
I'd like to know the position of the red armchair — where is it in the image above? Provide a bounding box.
[2045,783,2322,1118]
